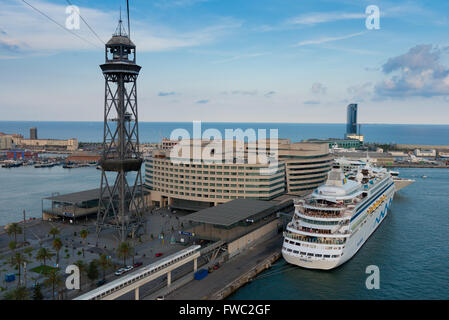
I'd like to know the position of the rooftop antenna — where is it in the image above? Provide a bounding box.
[127,0,131,39]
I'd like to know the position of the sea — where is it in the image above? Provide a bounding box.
[1,121,449,299]
[229,168,449,300]
[1,121,449,145]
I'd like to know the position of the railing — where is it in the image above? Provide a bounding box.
[283,231,346,245]
[74,245,201,300]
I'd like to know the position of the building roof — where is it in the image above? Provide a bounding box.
[182,199,280,227]
[44,187,148,204]
[44,188,105,203]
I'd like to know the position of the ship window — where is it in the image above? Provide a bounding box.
[287,248,292,252]
[300,252,306,255]
[307,253,313,256]
[324,255,330,258]
[293,250,299,254]
[315,254,322,257]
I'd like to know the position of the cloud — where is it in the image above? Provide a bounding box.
[0,0,241,57]
[196,99,209,104]
[294,32,365,47]
[230,90,258,96]
[158,91,177,96]
[347,82,373,102]
[303,100,320,105]
[375,45,449,98]
[264,91,276,98]
[288,12,365,26]
[311,82,327,95]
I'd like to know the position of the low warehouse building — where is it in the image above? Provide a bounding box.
[181,198,293,258]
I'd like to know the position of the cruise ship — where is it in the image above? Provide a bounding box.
[282,163,395,270]
[335,157,414,191]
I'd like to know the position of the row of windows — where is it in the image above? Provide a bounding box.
[148,160,284,171]
[282,246,341,259]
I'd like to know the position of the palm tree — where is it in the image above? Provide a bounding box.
[32,283,44,300]
[117,242,133,267]
[52,238,63,266]
[4,286,29,300]
[36,247,54,268]
[98,254,113,280]
[8,241,16,253]
[10,252,29,287]
[80,229,88,245]
[87,260,99,285]
[48,226,60,239]
[7,223,22,244]
[43,269,63,300]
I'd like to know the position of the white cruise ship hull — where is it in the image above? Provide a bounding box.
[282,183,395,270]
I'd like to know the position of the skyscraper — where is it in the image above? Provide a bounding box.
[30,127,37,140]
[346,104,357,135]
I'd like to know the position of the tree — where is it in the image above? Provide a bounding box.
[80,229,88,244]
[10,252,29,287]
[6,223,22,243]
[36,247,55,267]
[8,241,16,253]
[98,254,113,280]
[52,238,63,265]
[117,242,133,267]
[74,260,87,290]
[3,286,29,300]
[43,269,63,300]
[48,226,60,240]
[32,283,44,300]
[87,260,99,284]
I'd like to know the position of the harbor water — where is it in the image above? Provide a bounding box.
[229,168,449,299]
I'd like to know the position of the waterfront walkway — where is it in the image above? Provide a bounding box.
[162,233,283,300]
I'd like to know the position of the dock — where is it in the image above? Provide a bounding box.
[161,233,283,300]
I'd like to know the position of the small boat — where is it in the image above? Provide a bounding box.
[422,175,428,179]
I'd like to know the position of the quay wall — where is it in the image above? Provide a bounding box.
[209,250,281,300]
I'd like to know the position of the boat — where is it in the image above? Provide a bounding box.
[282,163,395,270]
[1,161,23,168]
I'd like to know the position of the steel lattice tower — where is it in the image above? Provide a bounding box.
[96,18,146,242]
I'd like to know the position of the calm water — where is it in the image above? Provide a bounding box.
[0,166,138,226]
[229,168,449,300]
[1,121,449,145]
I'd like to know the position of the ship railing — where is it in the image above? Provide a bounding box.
[297,208,347,219]
[283,232,346,245]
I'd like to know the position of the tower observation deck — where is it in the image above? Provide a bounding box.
[96,18,146,242]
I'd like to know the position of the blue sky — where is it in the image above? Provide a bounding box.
[1,0,449,123]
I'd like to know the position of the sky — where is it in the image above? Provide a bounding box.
[1,0,449,124]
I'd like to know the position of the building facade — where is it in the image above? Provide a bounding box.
[346,103,357,135]
[144,139,332,208]
[15,138,78,151]
[30,127,38,140]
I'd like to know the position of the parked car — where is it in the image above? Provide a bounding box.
[133,262,143,268]
[115,268,126,276]
[124,265,133,272]
[213,264,220,270]
[96,279,106,287]
[156,296,164,300]
[155,253,163,257]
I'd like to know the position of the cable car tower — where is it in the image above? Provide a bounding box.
[96,6,146,242]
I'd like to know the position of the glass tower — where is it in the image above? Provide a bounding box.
[346,104,357,135]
